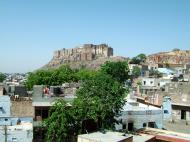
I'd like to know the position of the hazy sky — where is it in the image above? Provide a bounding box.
[0,0,189,73]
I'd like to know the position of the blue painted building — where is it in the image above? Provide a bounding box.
[0,95,33,141]
[0,96,11,126]
[162,96,172,120]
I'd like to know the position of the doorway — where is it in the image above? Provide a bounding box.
[128,122,134,131]
[181,110,186,120]
[148,122,155,128]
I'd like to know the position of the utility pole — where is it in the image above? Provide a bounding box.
[4,125,7,142]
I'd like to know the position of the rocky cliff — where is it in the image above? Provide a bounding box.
[44,44,127,69]
[147,50,190,65]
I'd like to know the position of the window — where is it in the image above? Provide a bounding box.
[12,138,18,142]
[164,110,169,114]
[143,123,147,127]
[0,107,3,113]
[143,81,146,85]
[148,122,155,128]
[122,124,126,129]
[5,118,8,121]
[150,81,153,84]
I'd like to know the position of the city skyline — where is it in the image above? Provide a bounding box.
[0,0,190,73]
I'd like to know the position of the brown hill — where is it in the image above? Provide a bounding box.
[147,50,190,65]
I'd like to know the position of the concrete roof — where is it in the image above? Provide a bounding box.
[132,134,155,142]
[158,68,175,74]
[122,101,161,112]
[78,131,132,142]
[171,93,190,107]
[141,128,190,141]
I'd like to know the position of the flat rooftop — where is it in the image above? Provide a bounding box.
[122,102,161,111]
[139,128,190,141]
[132,134,155,142]
[164,120,190,134]
[78,131,132,142]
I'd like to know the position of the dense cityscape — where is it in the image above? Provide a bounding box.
[0,44,190,142]
[1,0,190,142]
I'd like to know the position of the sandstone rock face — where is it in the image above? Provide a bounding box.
[147,50,190,65]
[44,44,127,69]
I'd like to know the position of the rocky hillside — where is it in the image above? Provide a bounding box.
[147,50,190,65]
[43,44,128,70]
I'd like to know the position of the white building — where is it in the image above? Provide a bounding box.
[116,100,163,131]
[0,122,33,142]
[141,77,171,95]
[142,78,158,87]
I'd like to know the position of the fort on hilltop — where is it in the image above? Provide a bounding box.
[46,44,114,67]
[53,44,113,62]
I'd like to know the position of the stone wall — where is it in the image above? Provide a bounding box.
[172,105,190,121]
[11,101,34,117]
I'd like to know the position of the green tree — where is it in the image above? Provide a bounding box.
[100,61,129,83]
[0,73,6,82]
[129,53,146,64]
[74,69,98,81]
[137,53,146,62]
[25,65,77,90]
[132,66,141,78]
[25,70,53,90]
[45,73,128,141]
[76,73,127,129]
[44,99,81,142]
[136,80,142,86]
[50,65,76,86]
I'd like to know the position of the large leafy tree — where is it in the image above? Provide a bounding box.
[25,65,99,90]
[76,73,127,129]
[25,70,53,90]
[25,65,77,90]
[100,61,129,83]
[50,65,76,86]
[44,99,81,142]
[0,73,6,82]
[45,72,128,141]
[74,69,98,81]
